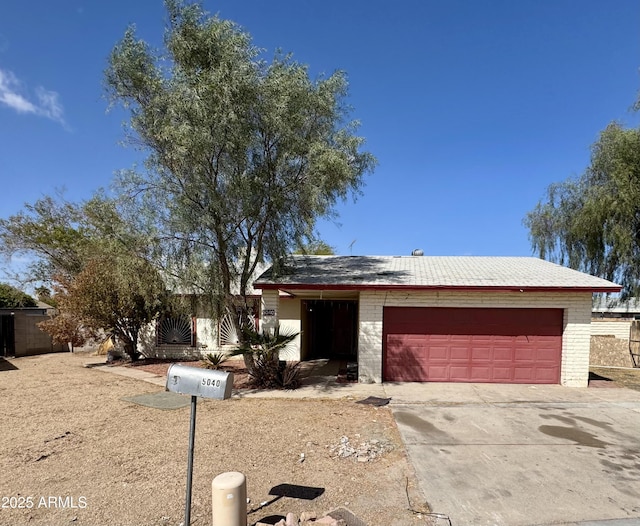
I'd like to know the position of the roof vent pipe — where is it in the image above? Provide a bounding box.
[411,249,424,256]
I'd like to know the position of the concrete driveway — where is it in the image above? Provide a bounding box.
[383,383,640,526]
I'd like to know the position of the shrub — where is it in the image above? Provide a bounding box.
[201,352,228,370]
[230,325,301,389]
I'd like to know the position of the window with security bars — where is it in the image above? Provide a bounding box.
[157,315,195,346]
[218,299,260,346]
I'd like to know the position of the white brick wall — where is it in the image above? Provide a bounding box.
[261,289,280,332]
[358,290,593,387]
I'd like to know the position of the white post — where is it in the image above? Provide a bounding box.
[211,471,247,526]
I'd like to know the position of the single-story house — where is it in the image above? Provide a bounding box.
[590,298,640,368]
[591,297,640,340]
[140,271,267,359]
[254,255,621,387]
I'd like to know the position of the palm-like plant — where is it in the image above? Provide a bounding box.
[229,324,301,389]
[201,352,229,370]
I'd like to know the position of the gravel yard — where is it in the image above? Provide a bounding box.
[0,352,427,526]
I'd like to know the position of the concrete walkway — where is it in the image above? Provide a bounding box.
[85,358,640,405]
[85,359,167,387]
[84,358,390,399]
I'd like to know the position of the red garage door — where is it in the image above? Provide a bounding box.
[383,307,563,384]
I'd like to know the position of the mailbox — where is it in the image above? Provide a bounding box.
[166,364,234,400]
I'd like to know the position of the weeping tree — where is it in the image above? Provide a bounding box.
[105,1,376,358]
[0,195,90,284]
[525,122,640,298]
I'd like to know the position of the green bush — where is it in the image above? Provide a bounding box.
[0,283,37,308]
[201,352,228,370]
[230,325,301,389]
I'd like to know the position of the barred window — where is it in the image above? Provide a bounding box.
[157,316,195,346]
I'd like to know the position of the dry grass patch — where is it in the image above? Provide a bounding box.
[0,352,427,526]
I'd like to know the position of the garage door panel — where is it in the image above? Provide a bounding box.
[471,347,491,360]
[450,347,472,361]
[533,368,558,382]
[450,366,471,380]
[535,348,559,361]
[492,367,513,380]
[388,366,423,382]
[383,307,562,384]
[514,348,535,362]
[432,369,449,381]
[427,346,448,360]
[429,335,451,344]
[493,347,513,362]
[469,366,491,381]
[514,368,534,381]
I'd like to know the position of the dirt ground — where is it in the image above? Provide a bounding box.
[0,352,428,526]
[590,365,640,391]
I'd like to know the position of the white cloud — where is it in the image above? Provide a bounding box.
[36,86,65,122]
[0,68,66,126]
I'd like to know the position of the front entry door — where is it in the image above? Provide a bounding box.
[302,300,357,360]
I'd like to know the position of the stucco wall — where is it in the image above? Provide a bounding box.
[258,291,302,360]
[590,319,632,340]
[278,297,302,361]
[358,290,593,387]
[140,316,220,359]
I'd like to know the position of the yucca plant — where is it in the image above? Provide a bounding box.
[201,352,228,370]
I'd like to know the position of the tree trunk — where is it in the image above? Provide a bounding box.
[242,352,256,377]
[227,297,257,376]
[119,333,141,362]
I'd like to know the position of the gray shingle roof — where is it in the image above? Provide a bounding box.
[592,297,640,313]
[254,255,620,292]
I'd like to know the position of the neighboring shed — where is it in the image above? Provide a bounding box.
[254,255,620,387]
[0,303,66,357]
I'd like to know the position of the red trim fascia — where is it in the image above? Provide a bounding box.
[254,283,621,293]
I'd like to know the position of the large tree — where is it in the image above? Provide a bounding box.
[0,195,89,283]
[525,122,640,297]
[50,252,167,360]
[0,283,37,308]
[0,195,168,360]
[105,0,376,334]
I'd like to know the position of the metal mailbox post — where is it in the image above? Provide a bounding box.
[166,364,234,526]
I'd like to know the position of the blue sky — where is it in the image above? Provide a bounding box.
[1,1,639,268]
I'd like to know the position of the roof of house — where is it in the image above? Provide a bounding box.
[254,255,621,293]
[592,297,640,313]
